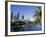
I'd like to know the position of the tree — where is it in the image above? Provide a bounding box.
[33,6,42,25]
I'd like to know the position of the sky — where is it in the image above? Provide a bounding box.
[11,5,38,21]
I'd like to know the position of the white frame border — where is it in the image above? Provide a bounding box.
[7,2,45,35]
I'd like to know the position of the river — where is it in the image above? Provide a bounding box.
[11,24,42,32]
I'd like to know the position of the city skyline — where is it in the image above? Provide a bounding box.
[11,5,40,21]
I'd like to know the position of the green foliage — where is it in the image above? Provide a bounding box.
[11,22,16,26]
[33,7,41,24]
[11,20,26,31]
[16,21,26,25]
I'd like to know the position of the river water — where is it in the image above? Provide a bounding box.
[22,24,42,31]
[11,24,42,32]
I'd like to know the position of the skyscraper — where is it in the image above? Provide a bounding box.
[17,12,20,19]
[22,15,24,19]
[11,12,13,20]
[11,12,13,23]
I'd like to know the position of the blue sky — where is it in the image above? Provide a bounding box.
[11,5,38,20]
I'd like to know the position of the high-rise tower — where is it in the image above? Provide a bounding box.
[17,12,20,19]
[22,15,24,19]
[11,12,13,20]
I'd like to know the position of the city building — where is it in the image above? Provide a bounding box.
[22,15,24,19]
[17,12,20,19]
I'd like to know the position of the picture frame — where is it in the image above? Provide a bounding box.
[5,1,45,36]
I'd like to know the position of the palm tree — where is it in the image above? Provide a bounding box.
[33,6,42,25]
